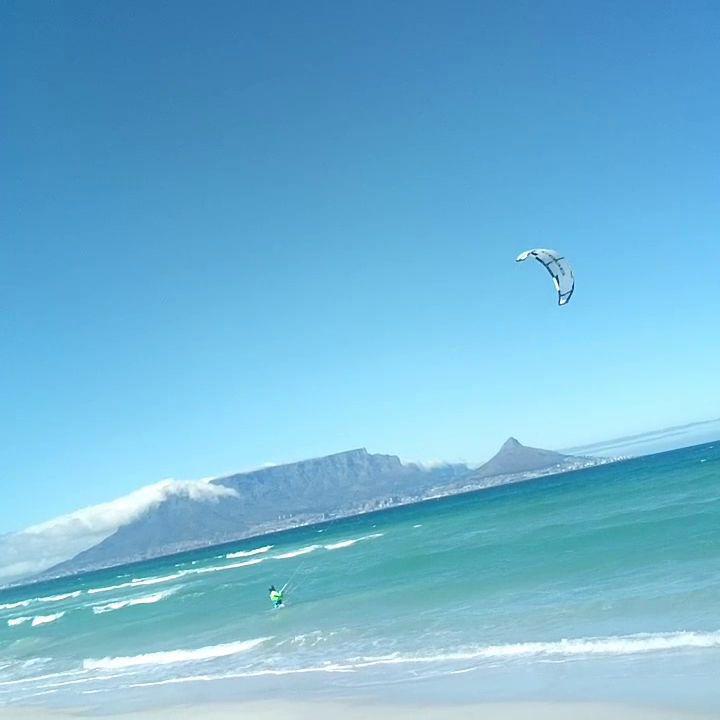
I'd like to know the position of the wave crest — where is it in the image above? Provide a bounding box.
[324,533,384,551]
[30,612,65,627]
[91,589,177,615]
[274,545,320,559]
[83,636,271,670]
[7,616,31,627]
[87,573,184,595]
[226,545,273,559]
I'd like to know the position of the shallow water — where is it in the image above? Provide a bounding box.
[1,442,718,711]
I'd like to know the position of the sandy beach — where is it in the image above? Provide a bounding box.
[1,701,718,720]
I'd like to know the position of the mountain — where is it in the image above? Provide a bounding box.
[470,437,578,478]
[42,449,458,578]
[35,441,601,581]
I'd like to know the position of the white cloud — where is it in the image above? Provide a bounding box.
[0,479,237,585]
[400,457,480,470]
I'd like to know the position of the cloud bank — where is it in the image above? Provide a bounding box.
[0,479,237,585]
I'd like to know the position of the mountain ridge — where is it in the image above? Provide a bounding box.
[31,439,603,583]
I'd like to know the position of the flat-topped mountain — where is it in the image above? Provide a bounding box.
[35,441,600,581]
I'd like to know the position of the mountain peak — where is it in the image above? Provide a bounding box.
[500,437,522,450]
[473,437,573,478]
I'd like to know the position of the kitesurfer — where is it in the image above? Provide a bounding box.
[269,585,284,608]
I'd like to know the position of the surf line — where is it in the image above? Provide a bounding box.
[271,515,351,606]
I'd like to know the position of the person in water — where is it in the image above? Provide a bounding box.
[269,585,284,608]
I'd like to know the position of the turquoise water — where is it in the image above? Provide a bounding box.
[1,442,719,711]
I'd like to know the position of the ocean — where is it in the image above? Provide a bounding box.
[1,442,719,713]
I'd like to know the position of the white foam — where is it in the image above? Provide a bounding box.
[38,591,81,603]
[226,545,273,559]
[350,630,720,667]
[7,616,31,627]
[0,669,86,689]
[87,572,183,595]
[30,612,65,627]
[323,539,357,550]
[274,545,320,559]
[86,583,128,595]
[119,630,720,690]
[0,590,81,613]
[91,589,177,615]
[0,600,32,610]
[29,671,134,691]
[126,664,353,688]
[191,558,264,574]
[86,558,267,595]
[324,533,384,551]
[83,637,271,671]
[129,573,184,586]
[286,631,336,647]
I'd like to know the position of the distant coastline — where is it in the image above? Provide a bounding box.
[563,418,720,456]
[4,420,719,590]
[5,451,616,591]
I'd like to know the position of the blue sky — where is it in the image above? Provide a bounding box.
[2,0,719,532]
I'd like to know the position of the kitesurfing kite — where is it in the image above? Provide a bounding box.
[516,248,574,306]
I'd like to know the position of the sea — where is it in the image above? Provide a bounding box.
[1,442,719,714]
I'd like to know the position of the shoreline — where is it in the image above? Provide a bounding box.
[0,700,717,720]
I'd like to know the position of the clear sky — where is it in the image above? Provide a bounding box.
[2,0,719,533]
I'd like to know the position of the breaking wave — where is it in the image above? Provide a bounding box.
[346,630,720,666]
[38,591,82,603]
[0,591,82,612]
[0,600,32,611]
[322,539,357,550]
[190,558,264,575]
[87,573,184,595]
[273,545,320,559]
[83,637,271,671]
[86,557,267,594]
[7,616,31,627]
[324,533,384,551]
[30,612,65,627]
[117,629,720,688]
[91,589,178,615]
[226,545,273,559]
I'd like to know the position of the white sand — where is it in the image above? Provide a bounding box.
[0,700,715,720]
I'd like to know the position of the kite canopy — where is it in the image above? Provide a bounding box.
[516,248,574,306]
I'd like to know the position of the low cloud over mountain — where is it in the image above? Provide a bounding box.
[0,479,236,583]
